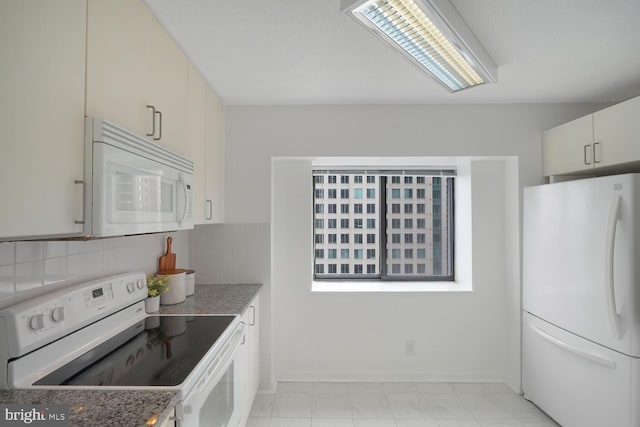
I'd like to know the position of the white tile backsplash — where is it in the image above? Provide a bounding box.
[0,231,189,299]
[0,265,15,297]
[189,223,270,284]
[85,239,104,253]
[67,241,86,255]
[15,261,43,292]
[44,257,67,286]
[86,251,104,274]
[0,242,15,266]
[16,242,43,263]
[43,241,67,259]
[67,253,87,278]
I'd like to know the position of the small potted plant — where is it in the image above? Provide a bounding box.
[145,274,169,313]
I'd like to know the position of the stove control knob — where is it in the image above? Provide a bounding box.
[127,282,135,293]
[136,279,145,290]
[29,314,45,331]
[51,307,65,322]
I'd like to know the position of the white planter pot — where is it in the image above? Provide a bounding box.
[145,296,160,313]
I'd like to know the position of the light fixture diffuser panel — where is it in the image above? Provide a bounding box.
[342,0,497,92]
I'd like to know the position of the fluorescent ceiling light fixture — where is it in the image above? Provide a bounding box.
[342,0,497,92]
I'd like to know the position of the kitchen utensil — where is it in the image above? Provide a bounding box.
[158,236,176,272]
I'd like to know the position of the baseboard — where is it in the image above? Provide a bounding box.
[274,370,506,383]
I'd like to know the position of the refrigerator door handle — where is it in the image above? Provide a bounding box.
[605,193,622,339]
[530,323,617,369]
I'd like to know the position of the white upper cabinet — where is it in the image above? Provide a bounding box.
[543,95,640,177]
[86,0,153,139]
[187,63,207,225]
[205,86,225,223]
[149,15,188,154]
[593,96,640,168]
[86,0,187,154]
[543,115,594,176]
[0,0,86,239]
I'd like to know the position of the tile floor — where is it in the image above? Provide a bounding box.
[247,382,559,427]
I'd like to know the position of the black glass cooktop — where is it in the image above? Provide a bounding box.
[35,315,235,387]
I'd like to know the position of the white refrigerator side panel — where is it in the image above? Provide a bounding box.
[523,174,640,356]
[523,313,640,427]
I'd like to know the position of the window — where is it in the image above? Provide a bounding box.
[312,171,454,280]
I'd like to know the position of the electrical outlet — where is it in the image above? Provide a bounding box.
[405,339,415,356]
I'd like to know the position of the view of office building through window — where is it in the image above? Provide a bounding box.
[312,171,454,280]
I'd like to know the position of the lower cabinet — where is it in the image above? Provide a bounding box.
[157,408,175,427]
[239,294,260,425]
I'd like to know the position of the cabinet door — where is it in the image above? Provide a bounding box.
[0,0,86,239]
[186,63,207,225]
[205,86,225,223]
[238,309,252,427]
[594,95,640,167]
[150,16,188,154]
[86,0,153,138]
[542,114,594,176]
[248,296,261,399]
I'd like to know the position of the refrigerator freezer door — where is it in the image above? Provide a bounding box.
[523,174,640,357]
[523,313,640,427]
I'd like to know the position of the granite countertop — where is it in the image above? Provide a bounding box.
[158,283,262,315]
[0,389,178,427]
[0,284,262,426]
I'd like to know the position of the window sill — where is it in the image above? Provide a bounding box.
[311,280,472,293]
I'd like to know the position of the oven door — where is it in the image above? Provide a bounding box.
[178,321,244,427]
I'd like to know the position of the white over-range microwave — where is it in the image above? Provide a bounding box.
[83,117,193,238]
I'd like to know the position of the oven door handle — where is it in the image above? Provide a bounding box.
[190,321,245,397]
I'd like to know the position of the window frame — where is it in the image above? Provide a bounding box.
[312,170,455,282]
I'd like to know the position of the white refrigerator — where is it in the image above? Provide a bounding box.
[523,173,640,427]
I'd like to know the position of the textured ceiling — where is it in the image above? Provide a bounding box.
[145,0,640,105]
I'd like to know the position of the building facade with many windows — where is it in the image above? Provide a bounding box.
[313,171,453,281]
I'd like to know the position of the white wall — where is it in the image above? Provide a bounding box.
[188,223,272,391]
[272,157,512,383]
[199,103,604,392]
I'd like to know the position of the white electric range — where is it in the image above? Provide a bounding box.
[0,271,245,427]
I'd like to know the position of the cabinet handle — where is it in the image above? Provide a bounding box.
[583,144,592,165]
[250,305,256,326]
[154,110,163,141]
[594,141,601,164]
[73,180,85,225]
[146,105,156,138]
[206,200,213,221]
